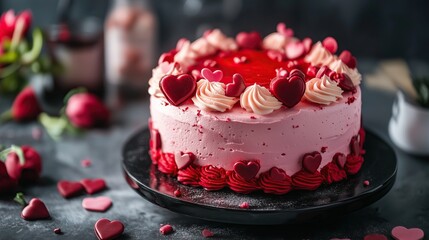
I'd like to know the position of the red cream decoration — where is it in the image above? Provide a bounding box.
[159,74,196,106]
[236,31,262,49]
[177,164,200,187]
[227,170,259,194]
[157,153,178,176]
[321,162,347,184]
[225,73,246,97]
[199,165,227,191]
[345,154,364,175]
[233,160,260,181]
[291,170,323,190]
[270,69,306,108]
[258,167,292,195]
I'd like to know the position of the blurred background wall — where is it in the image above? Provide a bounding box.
[1,0,428,60]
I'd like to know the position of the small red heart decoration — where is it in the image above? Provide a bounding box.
[322,36,338,54]
[202,229,214,238]
[57,180,84,198]
[174,151,194,170]
[285,41,305,60]
[94,218,125,240]
[201,68,223,82]
[350,135,360,156]
[81,178,107,194]
[333,153,347,169]
[159,74,196,106]
[302,151,322,173]
[270,71,306,108]
[82,196,112,212]
[226,73,246,97]
[21,198,50,220]
[233,160,260,181]
[339,50,357,69]
[364,233,388,240]
[236,31,262,49]
[391,226,424,240]
[269,167,287,181]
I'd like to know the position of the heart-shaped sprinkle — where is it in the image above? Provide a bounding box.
[302,37,313,52]
[339,50,357,69]
[174,151,194,170]
[159,224,173,235]
[302,151,322,173]
[363,180,370,186]
[150,129,162,150]
[57,180,84,198]
[54,228,62,234]
[202,229,214,238]
[239,201,249,209]
[364,234,388,240]
[233,56,247,64]
[391,226,424,240]
[21,198,50,220]
[94,218,125,240]
[333,153,347,169]
[269,167,287,181]
[159,74,196,106]
[235,31,262,49]
[276,22,294,37]
[285,41,305,60]
[82,196,112,212]
[201,68,223,82]
[322,36,338,54]
[233,160,260,181]
[80,178,107,194]
[270,71,306,108]
[226,73,246,97]
[350,135,360,156]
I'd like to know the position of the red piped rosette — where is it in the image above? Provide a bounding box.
[321,162,347,184]
[177,164,201,187]
[157,153,178,176]
[291,170,323,190]
[199,165,227,191]
[226,171,260,194]
[258,167,292,195]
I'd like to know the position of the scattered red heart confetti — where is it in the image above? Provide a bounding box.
[159,74,197,106]
[364,233,388,240]
[202,229,214,238]
[81,159,92,167]
[302,151,322,173]
[21,198,50,220]
[239,202,249,209]
[225,73,246,97]
[363,180,370,187]
[53,228,62,234]
[391,226,424,240]
[80,178,107,194]
[233,160,260,181]
[94,218,125,240]
[57,180,84,198]
[174,189,181,197]
[322,36,338,54]
[82,196,112,212]
[159,224,173,235]
[201,68,223,82]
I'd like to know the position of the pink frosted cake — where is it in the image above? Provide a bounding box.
[148,23,365,195]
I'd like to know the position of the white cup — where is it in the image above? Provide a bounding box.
[389,91,429,155]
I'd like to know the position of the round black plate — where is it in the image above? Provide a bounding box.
[122,128,397,225]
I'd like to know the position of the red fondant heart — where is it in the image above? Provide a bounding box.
[269,167,287,181]
[236,31,262,49]
[201,68,223,82]
[233,160,260,181]
[81,178,107,194]
[159,74,196,106]
[364,233,388,240]
[339,50,357,69]
[285,41,305,60]
[94,218,125,240]
[322,36,338,54]
[350,135,360,156]
[270,72,306,108]
[226,73,246,97]
[82,196,112,212]
[333,153,347,169]
[57,180,84,198]
[302,37,313,53]
[21,198,50,220]
[391,226,424,240]
[330,72,355,92]
[150,129,162,149]
[302,151,322,173]
[174,151,194,170]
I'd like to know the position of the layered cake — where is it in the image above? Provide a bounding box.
[148,23,365,195]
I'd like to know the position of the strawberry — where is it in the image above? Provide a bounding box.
[0,145,42,183]
[0,87,42,123]
[65,92,110,128]
[0,161,17,194]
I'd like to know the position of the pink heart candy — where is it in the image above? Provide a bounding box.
[80,178,107,194]
[174,151,194,170]
[226,73,246,97]
[285,41,305,60]
[391,226,424,240]
[276,22,294,37]
[201,68,223,82]
[233,160,260,181]
[21,198,51,220]
[94,218,125,240]
[322,36,338,54]
[302,151,322,173]
[82,196,112,212]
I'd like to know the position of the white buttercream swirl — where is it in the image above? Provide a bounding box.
[304,42,337,67]
[262,32,295,52]
[190,38,217,57]
[148,63,181,98]
[240,84,282,115]
[206,29,238,52]
[304,75,343,105]
[329,59,362,86]
[174,40,197,71]
[192,79,238,112]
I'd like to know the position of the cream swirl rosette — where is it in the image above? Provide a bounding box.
[304,75,343,105]
[304,42,337,67]
[192,79,238,112]
[329,59,362,86]
[240,83,282,115]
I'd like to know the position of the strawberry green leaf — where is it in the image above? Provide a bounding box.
[14,192,27,206]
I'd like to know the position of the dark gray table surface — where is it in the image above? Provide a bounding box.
[1,60,428,239]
